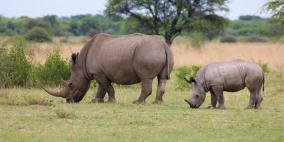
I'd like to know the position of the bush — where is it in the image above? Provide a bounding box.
[9,46,32,86]
[220,35,237,43]
[33,51,70,86]
[244,35,267,42]
[258,61,270,73]
[0,39,31,88]
[24,27,52,42]
[175,65,201,90]
[0,48,12,88]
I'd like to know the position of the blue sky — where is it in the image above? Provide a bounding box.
[0,0,270,20]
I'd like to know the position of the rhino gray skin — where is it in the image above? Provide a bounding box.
[43,33,174,104]
[184,59,264,109]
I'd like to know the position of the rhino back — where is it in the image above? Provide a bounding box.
[203,60,263,92]
[86,34,167,85]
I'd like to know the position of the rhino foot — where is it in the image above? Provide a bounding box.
[244,105,254,109]
[107,99,117,103]
[217,105,226,110]
[92,98,105,103]
[207,105,216,109]
[132,100,145,104]
[153,100,163,105]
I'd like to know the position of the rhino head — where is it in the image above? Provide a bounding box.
[184,77,206,108]
[42,53,91,103]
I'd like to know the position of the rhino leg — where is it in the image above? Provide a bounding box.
[207,90,217,109]
[254,94,263,109]
[92,84,106,103]
[154,78,166,104]
[133,79,153,104]
[246,86,263,109]
[246,88,263,109]
[212,86,225,109]
[105,84,116,103]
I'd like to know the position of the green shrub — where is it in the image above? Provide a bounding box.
[258,61,270,73]
[9,46,32,86]
[34,51,70,86]
[175,65,201,90]
[244,35,267,42]
[220,35,237,43]
[25,27,52,42]
[0,48,12,88]
[0,39,31,87]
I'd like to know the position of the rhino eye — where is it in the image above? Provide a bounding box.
[195,94,199,98]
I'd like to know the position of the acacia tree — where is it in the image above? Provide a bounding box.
[265,0,284,27]
[105,0,229,45]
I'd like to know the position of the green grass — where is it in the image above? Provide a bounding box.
[0,71,284,142]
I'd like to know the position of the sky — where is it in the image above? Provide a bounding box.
[0,0,270,20]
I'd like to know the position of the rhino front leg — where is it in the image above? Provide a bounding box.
[92,84,106,103]
[133,79,153,104]
[207,91,217,109]
[212,86,225,109]
[105,84,116,103]
[154,78,166,104]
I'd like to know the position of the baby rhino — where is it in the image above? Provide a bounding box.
[184,59,264,109]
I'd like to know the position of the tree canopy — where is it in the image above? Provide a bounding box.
[105,0,229,44]
[265,0,284,27]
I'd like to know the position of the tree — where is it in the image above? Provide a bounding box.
[105,0,229,45]
[264,0,284,27]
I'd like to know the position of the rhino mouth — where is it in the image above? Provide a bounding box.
[184,99,199,108]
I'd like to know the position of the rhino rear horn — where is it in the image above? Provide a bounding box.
[184,77,196,84]
[60,80,69,87]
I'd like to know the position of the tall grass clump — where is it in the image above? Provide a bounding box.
[175,65,201,90]
[53,108,77,119]
[33,50,70,86]
[0,36,31,87]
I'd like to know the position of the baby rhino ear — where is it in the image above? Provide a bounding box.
[184,77,196,84]
[71,53,79,64]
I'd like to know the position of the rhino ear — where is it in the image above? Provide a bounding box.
[71,53,78,64]
[184,77,196,84]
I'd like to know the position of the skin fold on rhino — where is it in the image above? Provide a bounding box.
[42,33,174,104]
[184,59,264,109]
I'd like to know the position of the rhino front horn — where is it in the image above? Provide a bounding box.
[42,86,66,98]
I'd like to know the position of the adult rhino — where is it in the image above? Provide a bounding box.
[43,33,174,104]
[184,59,264,109]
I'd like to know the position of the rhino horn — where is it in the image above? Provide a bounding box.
[42,86,67,98]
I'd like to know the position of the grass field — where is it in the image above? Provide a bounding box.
[1,36,284,141]
[0,71,284,142]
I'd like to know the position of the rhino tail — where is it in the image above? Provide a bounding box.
[262,73,265,92]
[163,43,173,80]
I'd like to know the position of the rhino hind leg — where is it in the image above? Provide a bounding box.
[92,84,106,103]
[133,79,153,104]
[254,90,263,109]
[154,78,166,104]
[246,87,262,109]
